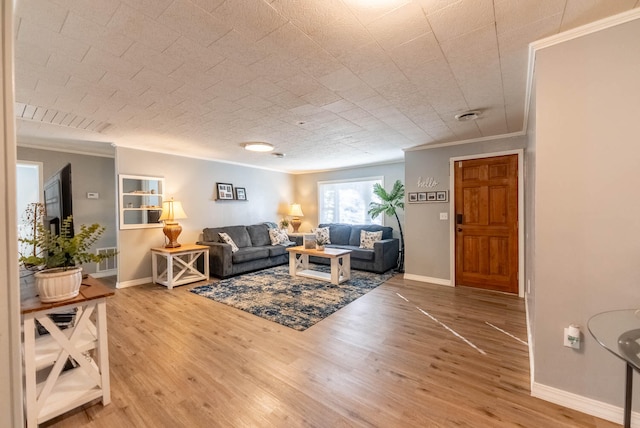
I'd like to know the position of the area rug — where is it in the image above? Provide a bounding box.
[190,264,395,331]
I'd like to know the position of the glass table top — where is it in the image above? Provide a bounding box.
[588,309,640,371]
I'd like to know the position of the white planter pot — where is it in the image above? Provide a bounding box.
[34,267,83,303]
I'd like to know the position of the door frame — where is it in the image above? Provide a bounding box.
[449,149,524,297]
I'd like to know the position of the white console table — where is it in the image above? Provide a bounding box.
[21,276,113,428]
[151,244,209,289]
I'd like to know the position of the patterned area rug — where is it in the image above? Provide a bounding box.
[190,264,395,331]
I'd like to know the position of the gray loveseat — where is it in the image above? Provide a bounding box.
[296,223,399,274]
[197,223,289,278]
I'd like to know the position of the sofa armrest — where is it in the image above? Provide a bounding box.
[197,241,233,278]
[373,238,400,272]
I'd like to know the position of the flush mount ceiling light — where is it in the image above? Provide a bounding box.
[455,111,481,121]
[242,142,274,152]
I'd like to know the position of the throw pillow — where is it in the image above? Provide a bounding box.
[359,230,382,250]
[268,228,290,245]
[314,226,331,245]
[218,232,239,253]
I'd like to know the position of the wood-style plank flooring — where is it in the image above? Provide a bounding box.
[42,275,618,427]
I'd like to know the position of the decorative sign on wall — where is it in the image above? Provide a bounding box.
[417,176,439,188]
[408,190,448,203]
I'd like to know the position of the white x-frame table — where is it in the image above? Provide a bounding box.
[151,244,210,289]
[21,277,113,428]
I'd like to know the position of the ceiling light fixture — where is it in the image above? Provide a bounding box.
[242,142,274,152]
[455,111,481,121]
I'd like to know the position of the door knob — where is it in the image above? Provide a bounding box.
[457,228,462,232]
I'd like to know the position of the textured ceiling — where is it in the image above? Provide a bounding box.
[13,0,640,173]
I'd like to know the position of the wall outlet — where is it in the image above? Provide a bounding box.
[563,327,580,349]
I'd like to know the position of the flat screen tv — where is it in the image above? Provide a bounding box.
[43,163,73,236]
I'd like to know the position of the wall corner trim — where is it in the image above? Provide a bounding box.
[402,273,452,287]
[531,382,638,426]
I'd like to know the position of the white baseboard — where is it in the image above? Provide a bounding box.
[402,273,452,286]
[531,382,639,426]
[117,276,152,289]
[91,269,116,278]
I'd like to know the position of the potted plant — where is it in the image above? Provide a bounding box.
[368,180,405,272]
[19,215,113,302]
[316,235,328,251]
[279,218,290,230]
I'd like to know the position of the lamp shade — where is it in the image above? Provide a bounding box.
[159,199,187,222]
[289,203,304,217]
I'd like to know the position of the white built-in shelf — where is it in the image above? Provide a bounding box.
[119,174,165,229]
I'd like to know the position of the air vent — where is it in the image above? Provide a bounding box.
[96,247,117,272]
[15,102,112,134]
[454,111,481,121]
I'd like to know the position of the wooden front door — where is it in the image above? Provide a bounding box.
[454,154,518,294]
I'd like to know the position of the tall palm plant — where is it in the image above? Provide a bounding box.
[368,180,405,272]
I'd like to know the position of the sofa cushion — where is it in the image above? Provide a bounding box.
[268,245,288,257]
[218,232,239,252]
[232,247,270,263]
[247,224,271,247]
[359,230,382,249]
[348,225,393,246]
[268,228,290,245]
[318,223,351,245]
[203,225,252,248]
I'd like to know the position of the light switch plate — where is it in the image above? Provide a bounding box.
[87,192,99,199]
[439,212,448,220]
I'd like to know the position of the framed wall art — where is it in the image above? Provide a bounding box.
[436,191,448,202]
[216,183,234,200]
[408,192,418,203]
[235,187,247,201]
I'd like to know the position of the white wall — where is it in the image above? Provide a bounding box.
[116,147,294,283]
[533,17,640,412]
[293,162,405,235]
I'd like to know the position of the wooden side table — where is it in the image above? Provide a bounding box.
[21,276,114,428]
[151,244,210,289]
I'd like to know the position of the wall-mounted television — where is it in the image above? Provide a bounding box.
[44,163,73,236]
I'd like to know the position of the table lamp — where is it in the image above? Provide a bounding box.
[159,198,187,248]
[289,203,304,233]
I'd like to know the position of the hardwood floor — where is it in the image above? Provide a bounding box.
[42,275,617,427]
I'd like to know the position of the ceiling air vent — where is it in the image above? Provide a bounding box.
[15,102,112,134]
[454,111,481,121]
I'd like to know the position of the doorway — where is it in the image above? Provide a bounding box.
[453,154,520,294]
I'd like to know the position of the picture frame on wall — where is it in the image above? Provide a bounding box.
[235,187,247,201]
[418,192,427,202]
[408,192,418,203]
[436,191,448,202]
[216,183,234,200]
[426,191,437,201]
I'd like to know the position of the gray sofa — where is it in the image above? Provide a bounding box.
[197,223,289,278]
[295,223,399,274]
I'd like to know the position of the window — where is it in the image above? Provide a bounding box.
[318,177,383,225]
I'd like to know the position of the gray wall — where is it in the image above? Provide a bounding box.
[403,136,526,281]
[533,18,640,408]
[17,146,117,274]
[293,162,405,236]
[116,147,293,283]
[525,83,537,353]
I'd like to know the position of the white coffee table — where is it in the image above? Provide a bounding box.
[286,246,351,285]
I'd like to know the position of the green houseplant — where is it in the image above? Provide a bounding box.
[368,180,405,273]
[19,215,113,302]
